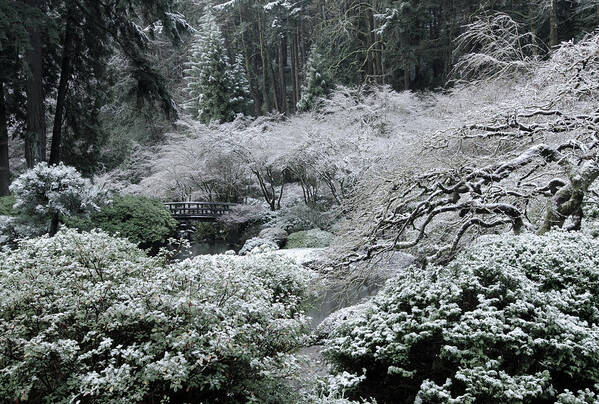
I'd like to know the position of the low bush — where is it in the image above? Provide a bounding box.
[323,231,599,403]
[66,195,177,248]
[267,203,318,234]
[286,229,334,249]
[0,195,16,216]
[0,229,315,403]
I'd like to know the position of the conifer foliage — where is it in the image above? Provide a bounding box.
[297,48,333,112]
[184,12,251,123]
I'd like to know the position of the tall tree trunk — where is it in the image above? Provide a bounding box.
[24,0,46,168]
[549,0,559,47]
[258,15,271,112]
[370,3,383,84]
[299,19,306,69]
[238,2,261,115]
[364,7,371,80]
[529,1,539,56]
[290,33,299,111]
[278,35,287,114]
[270,62,280,112]
[294,30,302,102]
[0,80,9,196]
[50,11,74,165]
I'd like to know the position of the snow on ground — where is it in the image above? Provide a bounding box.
[275,247,326,265]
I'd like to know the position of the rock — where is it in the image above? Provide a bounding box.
[258,227,288,247]
[238,237,279,256]
[313,302,372,340]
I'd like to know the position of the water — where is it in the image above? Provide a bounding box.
[309,281,382,326]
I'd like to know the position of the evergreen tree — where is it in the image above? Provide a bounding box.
[184,12,234,123]
[297,48,333,112]
[228,54,252,116]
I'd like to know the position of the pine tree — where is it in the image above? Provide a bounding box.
[297,48,333,112]
[184,12,235,123]
[228,54,252,116]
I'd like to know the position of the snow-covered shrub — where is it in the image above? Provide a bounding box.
[65,195,177,248]
[323,231,599,403]
[219,199,273,227]
[306,395,375,404]
[0,229,314,403]
[286,229,334,249]
[238,236,279,256]
[258,227,288,247]
[269,213,314,234]
[266,200,337,234]
[10,162,107,220]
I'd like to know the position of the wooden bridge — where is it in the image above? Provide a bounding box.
[164,202,237,222]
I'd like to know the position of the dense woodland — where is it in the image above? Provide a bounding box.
[2,0,599,186]
[3,0,599,403]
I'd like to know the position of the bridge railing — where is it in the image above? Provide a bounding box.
[164,202,237,219]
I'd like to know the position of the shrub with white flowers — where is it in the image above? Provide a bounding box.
[0,229,316,403]
[323,231,599,403]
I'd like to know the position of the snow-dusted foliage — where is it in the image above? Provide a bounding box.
[0,229,315,403]
[219,198,273,226]
[286,229,334,249]
[228,54,253,115]
[297,47,334,112]
[184,12,251,123]
[10,162,107,219]
[338,30,599,265]
[1,163,108,240]
[323,231,599,403]
[127,86,425,206]
[452,13,542,82]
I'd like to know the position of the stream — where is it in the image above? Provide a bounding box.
[178,238,395,328]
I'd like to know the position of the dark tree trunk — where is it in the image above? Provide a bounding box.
[24,0,46,168]
[238,2,261,115]
[258,14,271,112]
[290,33,299,111]
[294,31,301,103]
[49,213,60,236]
[50,11,75,165]
[549,0,559,47]
[278,35,287,114]
[0,80,9,196]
